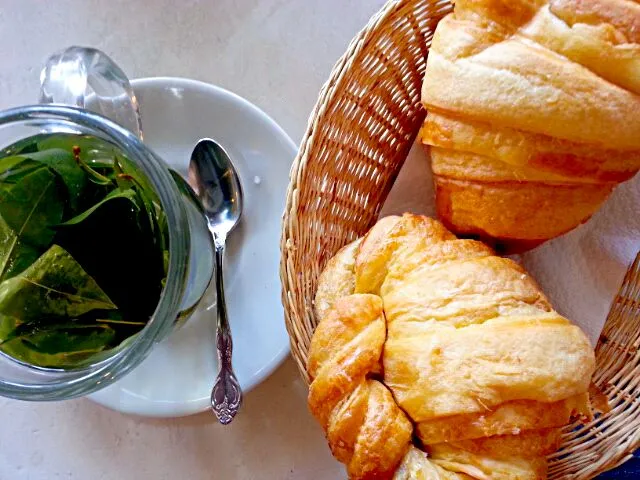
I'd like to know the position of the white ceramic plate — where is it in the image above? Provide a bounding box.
[88,77,295,417]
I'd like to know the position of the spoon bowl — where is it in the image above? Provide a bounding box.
[189,139,243,237]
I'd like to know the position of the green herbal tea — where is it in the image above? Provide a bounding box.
[0,133,169,369]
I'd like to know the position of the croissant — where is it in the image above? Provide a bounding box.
[420,0,640,252]
[308,214,595,479]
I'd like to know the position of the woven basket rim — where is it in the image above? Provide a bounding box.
[280,0,413,382]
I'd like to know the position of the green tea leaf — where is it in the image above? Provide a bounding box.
[114,157,159,236]
[0,215,40,282]
[121,154,156,199]
[25,149,86,209]
[0,156,41,184]
[54,190,164,321]
[0,168,64,247]
[0,244,116,322]
[112,156,133,190]
[78,159,113,186]
[92,309,147,332]
[0,150,85,210]
[85,159,116,170]
[162,250,169,275]
[0,323,116,368]
[96,318,146,326]
[37,134,117,162]
[1,322,116,353]
[37,134,117,186]
[57,188,139,227]
[133,185,158,235]
[0,315,18,341]
[1,135,40,155]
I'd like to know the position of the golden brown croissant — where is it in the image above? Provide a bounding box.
[308,214,595,479]
[420,0,640,252]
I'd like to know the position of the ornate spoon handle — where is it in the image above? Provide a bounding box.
[210,235,242,424]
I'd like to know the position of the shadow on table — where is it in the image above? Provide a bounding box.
[83,356,343,478]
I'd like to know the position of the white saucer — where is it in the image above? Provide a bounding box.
[88,77,296,417]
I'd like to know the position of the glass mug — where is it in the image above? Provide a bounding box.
[0,47,214,400]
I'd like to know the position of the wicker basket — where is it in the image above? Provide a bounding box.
[279,0,640,478]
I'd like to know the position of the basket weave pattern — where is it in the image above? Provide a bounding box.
[280,0,640,477]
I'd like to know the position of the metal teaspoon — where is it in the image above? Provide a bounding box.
[188,138,243,425]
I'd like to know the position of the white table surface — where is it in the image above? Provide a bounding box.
[0,1,392,479]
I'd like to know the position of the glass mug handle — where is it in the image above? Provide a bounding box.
[39,46,143,139]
